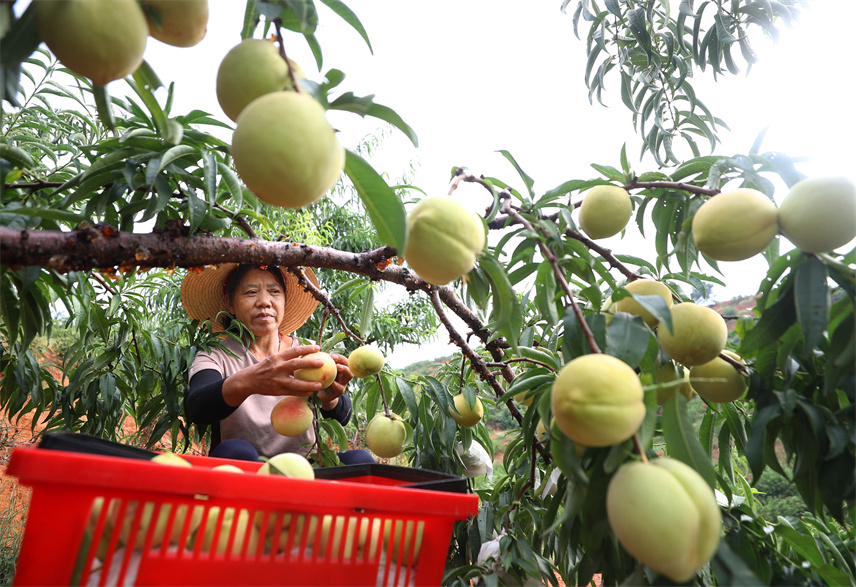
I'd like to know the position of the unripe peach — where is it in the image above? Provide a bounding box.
[615,279,673,328]
[217,39,305,122]
[121,453,202,548]
[690,350,748,403]
[348,346,385,378]
[778,176,856,253]
[34,0,148,86]
[607,458,721,583]
[450,394,484,428]
[231,92,344,209]
[578,185,632,239]
[403,197,486,285]
[258,452,315,479]
[270,396,314,437]
[294,351,338,389]
[197,507,259,556]
[654,362,695,406]
[657,303,727,367]
[551,354,645,447]
[366,412,409,459]
[692,188,778,261]
[144,0,208,47]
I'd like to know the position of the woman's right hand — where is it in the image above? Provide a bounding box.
[221,345,326,406]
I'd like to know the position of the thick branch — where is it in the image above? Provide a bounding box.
[0,226,399,275]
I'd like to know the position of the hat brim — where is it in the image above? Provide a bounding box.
[181,264,319,335]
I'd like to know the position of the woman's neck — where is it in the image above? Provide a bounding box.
[248,332,286,360]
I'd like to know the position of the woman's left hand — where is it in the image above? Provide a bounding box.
[318,353,353,409]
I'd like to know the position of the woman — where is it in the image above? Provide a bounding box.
[181,263,372,464]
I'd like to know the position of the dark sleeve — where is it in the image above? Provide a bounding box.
[187,369,238,426]
[319,393,352,427]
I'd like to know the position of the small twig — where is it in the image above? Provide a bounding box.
[91,271,118,295]
[376,373,390,414]
[720,350,750,375]
[564,226,639,281]
[632,435,649,464]
[485,357,556,372]
[502,200,601,355]
[288,267,364,345]
[448,169,497,198]
[3,180,64,190]
[429,288,551,464]
[273,21,302,94]
[317,309,329,347]
[623,178,719,197]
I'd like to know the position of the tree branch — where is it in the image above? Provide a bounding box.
[428,289,550,464]
[289,266,364,345]
[501,200,601,355]
[623,178,719,197]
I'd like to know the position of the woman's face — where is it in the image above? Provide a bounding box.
[226,268,285,338]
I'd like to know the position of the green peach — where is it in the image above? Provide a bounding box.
[551,354,645,447]
[578,185,632,239]
[231,92,344,209]
[34,0,148,86]
[657,302,727,367]
[403,197,486,285]
[217,39,305,122]
[607,458,721,583]
[690,350,748,403]
[692,188,778,261]
[778,177,856,253]
[615,279,673,328]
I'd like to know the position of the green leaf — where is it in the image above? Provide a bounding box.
[318,0,373,53]
[745,404,781,483]
[359,285,374,337]
[660,393,717,487]
[605,313,651,368]
[304,32,323,70]
[479,254,522,353]
[466,265,491,310]
[92,84,116,133]
[319,418,349,453]
[590,164,623,182]
[0,143,35,169]
[619,143,630,174]
[156,145,198,174]
[542,178,610,202]
[496,150,535,199]
[534,261,559,328]
[328,95,418,147]
[793,256,829,356]
[344,149,406,252]
[4,207,85,224]
[740,283,796,354]
[0,2,40,67]
[128,68,168,137]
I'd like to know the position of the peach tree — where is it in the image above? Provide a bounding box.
[1,0,853,585]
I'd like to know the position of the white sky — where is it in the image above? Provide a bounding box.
[77,1,856,366]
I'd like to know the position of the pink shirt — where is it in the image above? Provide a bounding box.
[189,336,315,458]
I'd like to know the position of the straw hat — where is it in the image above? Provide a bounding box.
[181,264,319,335]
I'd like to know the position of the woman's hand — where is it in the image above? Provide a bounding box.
[317,353,353,410]
[222,344,328,406]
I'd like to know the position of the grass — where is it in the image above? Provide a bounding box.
[0,423,31,587]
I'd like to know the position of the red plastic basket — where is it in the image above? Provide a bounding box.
[7,446,479,586]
